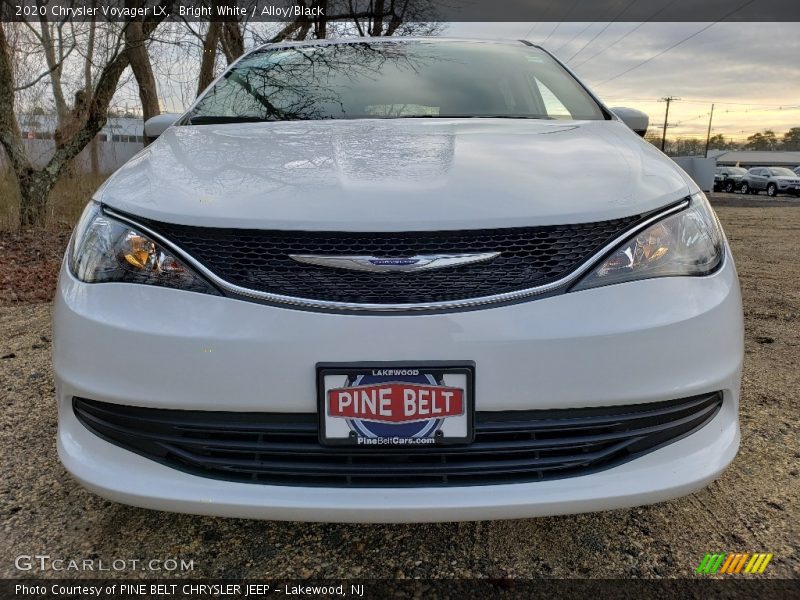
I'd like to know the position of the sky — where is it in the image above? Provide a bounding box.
[445,22,800,141]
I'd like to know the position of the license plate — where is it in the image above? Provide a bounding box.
[317,362,474,446]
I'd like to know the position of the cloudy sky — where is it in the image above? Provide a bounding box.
[446,22,800,140]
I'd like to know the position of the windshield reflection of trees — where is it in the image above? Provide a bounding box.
[152,117,455,200]
[133,45,461,200]
[189,42,451,121]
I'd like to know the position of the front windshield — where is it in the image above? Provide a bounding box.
[769,167,796,176]
[187,41,606,123]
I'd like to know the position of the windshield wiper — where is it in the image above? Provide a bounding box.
[400,114,554,120]
[187,115,273,125]
[185,114,556,124]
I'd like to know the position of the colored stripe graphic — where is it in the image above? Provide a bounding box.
[744,553,773,574]
[698,553,773,574]
[696,554,713,573]
[721,553,750,574]
[720,553,737,573]
[732,553,749,573]
[696,553,726,574]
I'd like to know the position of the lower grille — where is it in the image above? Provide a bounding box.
[73,393,722,487]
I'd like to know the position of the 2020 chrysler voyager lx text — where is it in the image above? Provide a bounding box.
[54,39,743,522]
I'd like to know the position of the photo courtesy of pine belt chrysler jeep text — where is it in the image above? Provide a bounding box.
[54,38,743,522]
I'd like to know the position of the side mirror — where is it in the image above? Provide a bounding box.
[610,107,649,137]
[144,113,180,139]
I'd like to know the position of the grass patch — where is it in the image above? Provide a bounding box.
[0,168,109,231]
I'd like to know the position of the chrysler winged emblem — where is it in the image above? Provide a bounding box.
[289,252,500,273]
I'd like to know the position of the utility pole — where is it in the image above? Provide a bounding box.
[704,103,715,158]
[659,96,679,152]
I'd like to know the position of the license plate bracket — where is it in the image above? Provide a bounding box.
[316,361,475,447]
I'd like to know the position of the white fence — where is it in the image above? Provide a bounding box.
[671,156,717,192]
[0,139,144,174]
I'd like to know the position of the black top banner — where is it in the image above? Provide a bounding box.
[1,0,800,22]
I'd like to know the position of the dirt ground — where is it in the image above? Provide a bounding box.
[0,201,798,579]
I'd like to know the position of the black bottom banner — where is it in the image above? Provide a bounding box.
[3,579,799,600]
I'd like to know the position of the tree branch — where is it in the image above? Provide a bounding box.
[13,42,76,91]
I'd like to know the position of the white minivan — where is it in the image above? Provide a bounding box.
[55,38,742,522]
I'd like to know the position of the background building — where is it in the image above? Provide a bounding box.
[709,150,800,168]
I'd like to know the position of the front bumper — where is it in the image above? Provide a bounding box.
[54,253,743,522]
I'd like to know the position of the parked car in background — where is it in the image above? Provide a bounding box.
[713,167,748,193]
[740,167,800,197]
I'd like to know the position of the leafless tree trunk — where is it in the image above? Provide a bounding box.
[219,22,244,64]
[197,21,221,94]
[369,0,385,35]
[85,18,100,174]
[385,0,409,35]
[125,19,159,123]
[0,12,167,228]
[37,19,69,124]
[0,23,44,227]
[84,20,95,94]
[314,1,329,38]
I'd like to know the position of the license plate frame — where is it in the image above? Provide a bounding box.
[316,361,475,447]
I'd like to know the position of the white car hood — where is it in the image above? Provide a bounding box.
[98,119,691,231]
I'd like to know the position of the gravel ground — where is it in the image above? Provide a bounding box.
[708,190,800,208]
[0,204,798,579]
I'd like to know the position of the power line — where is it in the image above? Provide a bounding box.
[604,101,800,115]
[592,0,758,87]
[674,112,712,126]
[540,22,563,46]
[643,129,760,140]
[565,0,639,64]
[540,0,581,46]
[714,101,800,108]
[600,96,800,107]
[522,24,538,40]
[554,22,596,54]
[522,0,559,41]
[570,0,682,69]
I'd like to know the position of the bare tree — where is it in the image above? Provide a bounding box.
[125,19,160,124]
[188,0,441,101]
[197,20,221,94]
[0,7,170,228]
[1,0,438,228]
[84,16,100,173]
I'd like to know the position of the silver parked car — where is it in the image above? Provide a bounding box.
[740,167,800,197]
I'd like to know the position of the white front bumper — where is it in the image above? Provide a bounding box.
[53,255,743,522]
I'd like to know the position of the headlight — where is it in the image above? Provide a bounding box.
[572,193,724,291]
[68,202,218,295]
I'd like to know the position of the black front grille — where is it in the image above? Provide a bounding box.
[141,215,645,305]
[73,393,722,487]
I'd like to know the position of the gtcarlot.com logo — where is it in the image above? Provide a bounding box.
[696,552,773,574]
[15,555,195,572]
